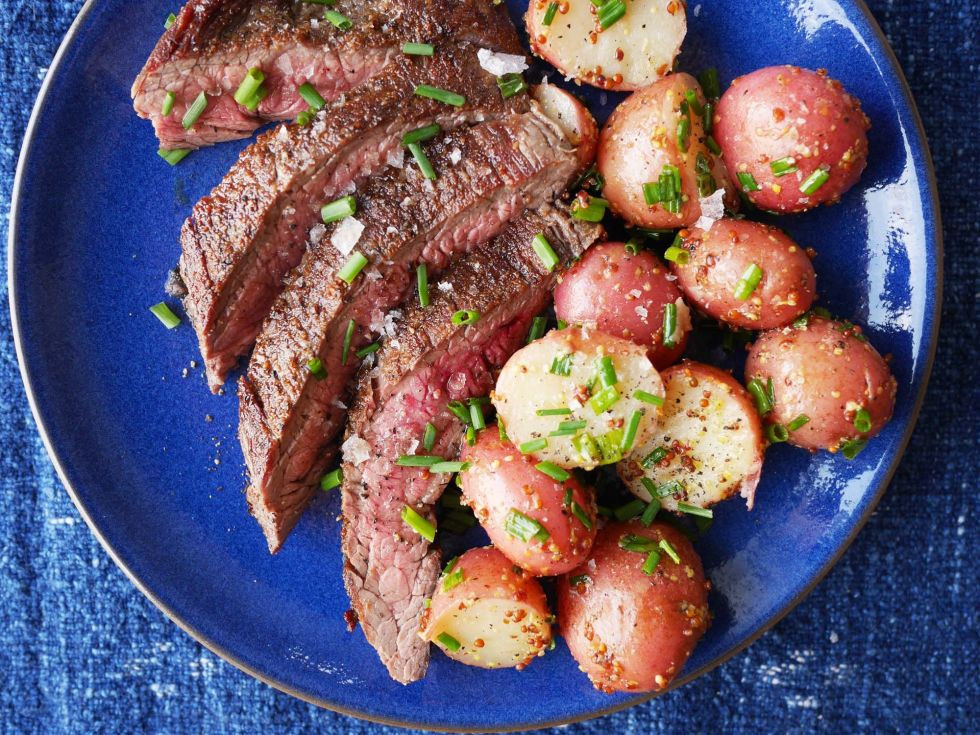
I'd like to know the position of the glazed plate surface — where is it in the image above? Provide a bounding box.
[9,0,940,730]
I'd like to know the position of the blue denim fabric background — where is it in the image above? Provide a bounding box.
[1,1,976,733]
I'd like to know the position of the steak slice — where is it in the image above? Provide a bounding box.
[239,109,579,553]
[341,206,602,683]
[180,46,524,391]
[133,0,521,149]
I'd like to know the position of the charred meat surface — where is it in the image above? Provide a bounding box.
[341,206,602,683]
[240,110,580,553]
[134,0,522,148]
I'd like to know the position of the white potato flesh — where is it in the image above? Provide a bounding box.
[618,362,764,511]
[527,0,687,91]
[493,329,665,470]
[531,83,599,168]
[428,598,552,669]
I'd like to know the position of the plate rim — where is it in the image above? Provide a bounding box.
[7,0,943,731]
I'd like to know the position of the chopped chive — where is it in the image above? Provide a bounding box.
[597,0,626,30]
[498,419,508,442]
[621,410,643,451]
[436,632,461,652]
[635,390,665,407]
[416,263,429,307]
[451,309,480,326]
[596,356,618,387]
[442,559,464,591]
[401,505,436,541]
[543,1,559,25]
[676,116,691,152]
[557,319,568,330]
[149,302,181,328]
[642,550,661,575]
[431,461,469,474]
[504,509,549,543]
[800,167,830,195]
[337,252,368,284]
[161,91,176,117]
[324,9,352,29]
[655,479,684,498]
[469,403,485,431]
[422,422,437,451]
[766,423,789,443]
[788,414,811,431]
[677,502,713,519]
[698,68,721,99]
[407,142,437,180]
[571,163,604,195]
[659,538,681,563]
[571,195,609,222]
[619,534,657,553]
[703,102,715,133]
[157,147,191,166]
[181,91,208,129]
[641,446,668,468]
[298,82,326,111]
[597,505,613,518]
[640,477,658,499]
[662,302,678,349]
[396,454,444,467]
[497,73,528,99]
[531,233,560,272]
[402,42,434,56]
[465,425,476,446]
[642,181,662,205]
[737,171,761,192]
[550,419,587,437]
[549,353,573,376]
[234,68,265,106]
[570,501,593,530]
[535,461,570,482]
[402,123,441,145]
[468,396,491,406]
[746,378,773,415]
[840,438,868,460]
[536,407,572,416]
[320,467,343,491]
[164,12,176,29]
[447,400,472,424]
[640,498,660,526]
[321,195,356,223]
[706,134,722,155]
[414,84,465,107]
[589,385,621,415]
[684,88,704,117]
[569,574,591,587]
[793,313,811,329]
[341,319,355,364]
[614,499,646,522]
[355,342,380,358]
[527,316,547,344]
[241,84,269,112]
[734,263,763,301]
[519,438,548,454]
[854,408,872,433]
[296,109,315,126]
[770,157,798,177]
[664,245,689,265]
[307,357,326,379]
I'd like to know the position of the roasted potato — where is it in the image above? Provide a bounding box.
[715,65,870,213]
[420,547,553,669]
[532,83,599,171]
[493,329,665,470]
[744,315,897,454]
[598,73,736,228]
[558,520,710,693]
[619,361,764,511]
[670,218,816,329]
[526,0,687,91]
[554,242,691,368]
[460,427,597,576]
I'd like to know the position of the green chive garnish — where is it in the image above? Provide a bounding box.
[341,319,355,364]
[635,390,664,407]
[614,499,646,522]
[641,446,668,468]
[416,263,430,307]
[570,501,593,530]
[320,468,343,491]
[422,422,437,452]
[414,85,465,106]
[402,123,441,145]
[677,502,713,519]
[788,414,811,431]
[569,574,591,587]
[321,195,356,223]
[854,408,872,433]
[800,167,830,195]
[746,378,773,415]
[324,9,352,30]
[643,181,662,206]
[402,505,436,541]
[698,68,721,100]
[298,82,326,112]
[181,91,208,130]
[549,353,573,376]
[659,538,681,563]
[431,461,469,474]
[571,195,609,222]
[734,263,763,301]
[543,2,559,25]
[706,135,722,155]
[149,302,180,328]
[465,425,476,446]
[737,171,761,192]
[442,557,464,590]
[402,42,434,56]
[676,116,691,152]
[158,148,192,166]
[519,438,548,454]
[766,423,789,443]
[621,410,643,451]
[234,68,266,106]
[684,88,704,116]
[662,302,678,349]
[296,109,315,126]
[536,407,572,416]
[396,454,444,467]
[664,245,690,264]
[497,73,528,99]
[447,400,472,424]
[337,252,368,284]
[469,403,485,431]
[355,342,380,358]
[436,632,461,651]
[770,157,798,177]
[451,309,480,326]
[527,316,547,343]
[619,534,657,553]
[640,498,660,526]
[642,550,661,575]
[596,356,618,387]
[504,509,549,543]
[535,461,569,482]
[407,142,437,180]
[164,12,176,29]
[550,419,587,436]
[597,0,626,29]
[589,385,620,414]
[531,233,560,272]
[840,438,868,460]
[161,91,176,117]
[307,357,326,379]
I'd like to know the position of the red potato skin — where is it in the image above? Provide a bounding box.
[531,84,599,172]
[715,66,870,213]
[558,521,710,693]
[598,74,737,228]
[554,242,689,368]
[744,316,897,451]
[460,428,597,576]
[671,218,817,329]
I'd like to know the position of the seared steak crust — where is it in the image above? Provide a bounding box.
[240,111,579,552]
[341,207,602,683]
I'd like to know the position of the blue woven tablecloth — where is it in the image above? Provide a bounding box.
[1,2,976,733]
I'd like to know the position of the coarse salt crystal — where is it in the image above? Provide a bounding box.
[477,48,528,76]
[449,148,462,165]
[330,216,364,255]
[309,224,327,245]
[437,281,454,292]
[342,434,371,465]
[694,188,726,231]
[635,305,649,319]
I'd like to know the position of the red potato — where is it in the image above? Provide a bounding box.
[532,84,599,172]
[459,428,597,576]
[670,218,816,329]
[598,74,737,228]
[526,0,687,92]
[554,242,691,368]
[619,361,764,511]
[715,66,871,213]
[558,521,710,693]
[744,315,897,454]
[419,547,553,669]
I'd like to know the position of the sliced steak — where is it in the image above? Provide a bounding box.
[133,0,521,149]
[239,110,579,553]
[180,46,524,391]
[341,206,602,683]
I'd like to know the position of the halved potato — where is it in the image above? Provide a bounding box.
[532,83,599,170]
[618,361,764,510]
[419,547,553,669]
[526,0,687,91]
[493,328,665,470]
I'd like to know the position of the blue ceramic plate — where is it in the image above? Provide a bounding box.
[10,0,940,730]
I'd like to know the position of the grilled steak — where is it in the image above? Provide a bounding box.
[133,0,520,149]
[239,110,580,553]
[180,46,525,391]
[341,206,602,683]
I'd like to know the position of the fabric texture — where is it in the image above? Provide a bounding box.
[0,1,976,733]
